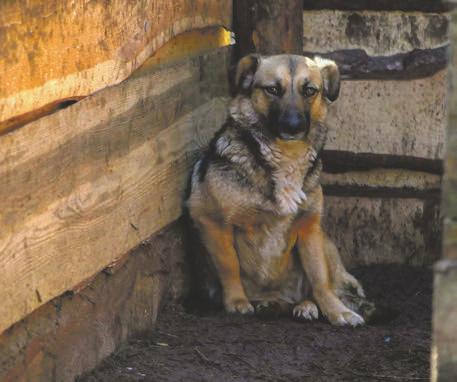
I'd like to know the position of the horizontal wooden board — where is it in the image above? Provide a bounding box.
[302,0,450,12]
[304,47,448,80]
[0,224,185,382]
[0,48,230,334]
[303,10,448,57]
[323,195,441,267]
[326,70,447,160]
[322,169,441,196]
[0,0,231,131]
[302,10,448,80]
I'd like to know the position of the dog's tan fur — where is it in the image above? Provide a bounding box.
[186,54,373,326]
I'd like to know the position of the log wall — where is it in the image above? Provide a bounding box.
[0,1,232,380]
[0,223,187,382]
[0,1,452,379]
[0,0,231,132]
[301,2,448,267]
[231,0,446,267]
[0,47,230,335]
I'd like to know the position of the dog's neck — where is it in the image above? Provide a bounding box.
[253,133,320,215]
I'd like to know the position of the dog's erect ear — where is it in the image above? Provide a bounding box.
[314,56,340,102]
[235,54,260,93]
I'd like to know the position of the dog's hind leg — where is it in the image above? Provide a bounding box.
[323,235,365,298]
[296,213,364,326]
[323,234,382,322]
[183,211,223,312]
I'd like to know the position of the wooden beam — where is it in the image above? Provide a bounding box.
[324,195,441,268]
[0,48,230,334]
[325,70,447,161]
[0,224,185,382]
[0,0,232,132]
[433,6,457,380]
[233,0,303,57]
[302,10,448,57]
[302,0,450,12]
[304,47,448,81]
[322,169,441,199]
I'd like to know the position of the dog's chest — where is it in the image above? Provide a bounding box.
[235,217,296,286]
[265,140,314,216]
[233,141,314,286]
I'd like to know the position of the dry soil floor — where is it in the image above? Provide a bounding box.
[79,264,432,381]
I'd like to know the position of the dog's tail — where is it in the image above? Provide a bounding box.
[338,289,398,325]
[324,236,398,324]
[181,185,223,313]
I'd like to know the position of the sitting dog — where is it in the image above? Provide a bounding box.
[185,54,375,326]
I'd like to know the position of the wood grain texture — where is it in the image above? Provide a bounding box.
[322,169,441,198]
[433,7,457,378]
[0,223,187,382]
[326,70,447,160]
[0,48,230,334]
[302,0,450,12]
[304,47,448,80]
[0,0,231,131]
[303,10,448,57]
[323,196,441,268]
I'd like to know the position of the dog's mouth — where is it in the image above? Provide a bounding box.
[279,132,306,141]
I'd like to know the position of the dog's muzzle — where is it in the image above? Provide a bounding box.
[278,112,310,140]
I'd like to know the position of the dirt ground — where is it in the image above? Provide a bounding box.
[79,265,432,382]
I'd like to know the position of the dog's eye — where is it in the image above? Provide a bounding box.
[303,86,318,98]
[264,86,281,96]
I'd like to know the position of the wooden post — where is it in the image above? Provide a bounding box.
[233,0,303,58]
[432,2,457,381]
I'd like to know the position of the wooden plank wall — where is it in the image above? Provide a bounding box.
[231,0,444,267]
[0,1,232,334]
[300,1,446,267]
[0,0,231,133]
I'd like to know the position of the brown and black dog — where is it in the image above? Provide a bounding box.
[185,54,375,326]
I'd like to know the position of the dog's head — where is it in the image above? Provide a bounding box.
[232,54,340,140]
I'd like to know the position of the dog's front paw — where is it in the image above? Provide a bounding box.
[225,297,254,315]
[293,300,319,321]
[327,310,365,327]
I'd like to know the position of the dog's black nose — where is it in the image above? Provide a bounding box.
[279,112,309,137]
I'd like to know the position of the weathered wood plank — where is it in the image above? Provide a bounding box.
[322,150,443,175]
[324,195,441,268]
[0,0,232,131]
[0,223,186,382]
[302,0,450,13]
[0,48,229,334]
[326,70,447,160]
[303,10,448,57]
[433,7,457,381]
[322,169,441,198]
[433,261,457,381]
[303,10,448,80]
[304,47,448,80]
